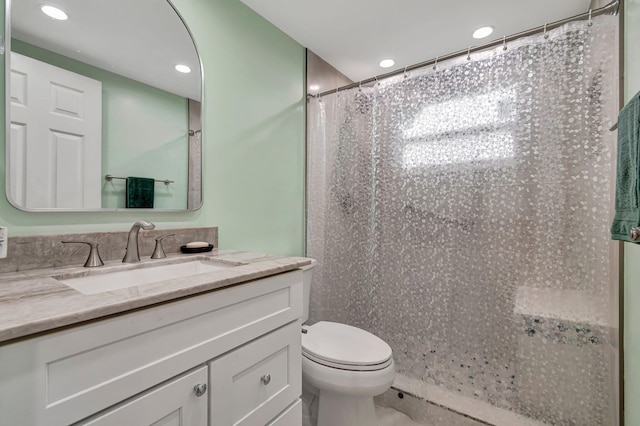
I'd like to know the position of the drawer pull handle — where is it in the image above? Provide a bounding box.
[193,383,207,397]
[261,374,271,385]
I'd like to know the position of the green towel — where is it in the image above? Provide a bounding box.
[126,177,155,208]
[611,91,640,242]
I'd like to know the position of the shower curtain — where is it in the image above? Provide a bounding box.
[307,16,618,426]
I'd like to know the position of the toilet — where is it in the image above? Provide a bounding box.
[300,261,395,426]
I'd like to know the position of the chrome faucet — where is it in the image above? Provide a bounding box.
[123,220,155,263]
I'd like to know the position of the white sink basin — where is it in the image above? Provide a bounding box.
[56,259,233,295]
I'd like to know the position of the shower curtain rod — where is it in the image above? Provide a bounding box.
[310,0,619,99]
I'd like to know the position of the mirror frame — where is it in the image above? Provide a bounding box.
[3,0,204,212]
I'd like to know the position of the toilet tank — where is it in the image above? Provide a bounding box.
[299,260,316,324]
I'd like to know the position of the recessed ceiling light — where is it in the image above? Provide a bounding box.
[379,59,395,68]
[473,26,494,39]
[41,5,68,20]
[175,64,191,73]
[309,84,320,91]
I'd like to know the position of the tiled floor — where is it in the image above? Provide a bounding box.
[375,388,489,426]
[377,406,425,426]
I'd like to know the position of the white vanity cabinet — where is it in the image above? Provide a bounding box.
[78,366,209,426]
[0,269,303,426]
[209,321,301,425]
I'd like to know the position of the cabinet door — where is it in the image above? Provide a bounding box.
[267,400,302,426]
[209,322,302,426]
[78,366,208,426]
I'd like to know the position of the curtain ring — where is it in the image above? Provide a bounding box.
[467,47,471,61]
[374,76,379,85]
[502,36,507,51]
[403,66,409,79]
[588,9,593,26]
[359,81,362,92]
[433,56,438,70]
[543,23,549,39]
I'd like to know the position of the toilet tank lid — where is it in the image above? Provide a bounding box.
[299,259,316,271]
[302,321,392,366]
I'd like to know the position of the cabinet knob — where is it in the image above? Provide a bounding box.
[261,374,271,385]
[193,383,207,397]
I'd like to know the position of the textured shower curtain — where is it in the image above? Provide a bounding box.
[307,16,618,426]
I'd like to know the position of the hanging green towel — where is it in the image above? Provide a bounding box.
[126,177,155,208]
[611,91,640,242]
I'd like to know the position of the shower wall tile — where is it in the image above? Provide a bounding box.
[307,50,353,94]
[518,315,608,347]
[514,333,609,426]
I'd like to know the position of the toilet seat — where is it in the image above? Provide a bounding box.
[302,322,393,371]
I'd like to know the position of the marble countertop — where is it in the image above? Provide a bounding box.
[0,249,312,344]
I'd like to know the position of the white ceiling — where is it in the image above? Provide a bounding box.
[239,0,592,83]
[11,0,201,100]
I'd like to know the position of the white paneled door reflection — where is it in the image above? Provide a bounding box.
[9,52,102,209]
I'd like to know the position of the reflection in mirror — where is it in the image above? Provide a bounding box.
[6,0,203,211]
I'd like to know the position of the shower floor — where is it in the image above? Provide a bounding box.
[415,351,517,410]
[389,340,520,413]
[376,374,549,426]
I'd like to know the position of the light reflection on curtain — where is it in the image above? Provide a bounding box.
[307,16,618,425]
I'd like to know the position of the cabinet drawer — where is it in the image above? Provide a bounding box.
[0,270,302,426]
[209,322,302,426]
[78,366,208,426]
[268,400,302,426]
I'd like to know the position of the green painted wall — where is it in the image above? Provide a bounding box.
[170,0,306,256]
[12,39,190,210]
[625,1,640,424]
[0,0,306,256]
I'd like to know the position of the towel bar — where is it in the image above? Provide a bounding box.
[105,174,174,185]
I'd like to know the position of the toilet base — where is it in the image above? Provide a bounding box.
[316,391,378,426]
[302,354,395,426]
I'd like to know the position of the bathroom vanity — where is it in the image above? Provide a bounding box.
[0,250,310,426]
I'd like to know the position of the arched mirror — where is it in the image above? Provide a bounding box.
[5,0,203,211]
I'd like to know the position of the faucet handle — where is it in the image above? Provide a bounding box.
[61,241,105,267]
[151,234,175,259]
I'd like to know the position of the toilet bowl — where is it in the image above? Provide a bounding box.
[300,262,395,426]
